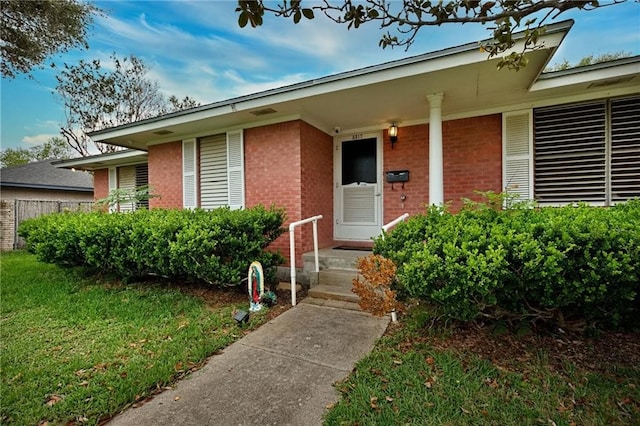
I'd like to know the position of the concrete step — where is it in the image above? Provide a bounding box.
[300,297,362,312]
[318,269,360,287]
[308,283,359,304]
[303,248,372,272]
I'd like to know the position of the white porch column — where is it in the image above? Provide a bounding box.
[427,92,444,206]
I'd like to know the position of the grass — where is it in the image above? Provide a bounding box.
[325,306,640,426]
[0,251,268,425]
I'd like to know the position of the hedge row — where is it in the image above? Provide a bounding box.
[375,199,640,329]
[18,206,286,287]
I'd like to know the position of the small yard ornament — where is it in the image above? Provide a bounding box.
[248,261,265,312]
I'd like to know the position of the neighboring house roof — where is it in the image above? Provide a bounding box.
[54,149,148,171]
[0,159,94,192]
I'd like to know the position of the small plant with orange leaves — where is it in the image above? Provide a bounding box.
[352,254,398,316]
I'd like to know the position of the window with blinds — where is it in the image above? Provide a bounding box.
[534,101,607,203]
[533,95,639,205]
[135,163,149,209]
[611,97,640,202]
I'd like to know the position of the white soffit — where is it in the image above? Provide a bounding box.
[530,59,640,92]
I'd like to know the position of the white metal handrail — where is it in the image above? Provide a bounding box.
[381,213,409,235]
[289,215,323,306]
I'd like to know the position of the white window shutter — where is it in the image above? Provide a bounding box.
[503,111,533,201]
[118,166,137,212]
[182,139,197,209]
[200,134,229,209]
[108,167,117,212]
[227,130,245,210]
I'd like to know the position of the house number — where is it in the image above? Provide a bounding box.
[351,134,363,140]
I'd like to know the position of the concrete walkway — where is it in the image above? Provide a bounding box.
[107,302,390,426]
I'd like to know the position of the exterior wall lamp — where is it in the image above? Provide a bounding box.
[389,123,398,148]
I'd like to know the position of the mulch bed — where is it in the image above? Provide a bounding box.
[391,318,640,376]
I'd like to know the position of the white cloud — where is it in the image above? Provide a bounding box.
[22,134,58,145]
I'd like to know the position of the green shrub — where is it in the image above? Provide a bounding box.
[375,198,640,329]
[18,206,286,287]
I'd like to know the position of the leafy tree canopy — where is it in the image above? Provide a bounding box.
[236,0,626,70]
[55,53,200,156]
[1,0,100,79]
[0,137,73,168]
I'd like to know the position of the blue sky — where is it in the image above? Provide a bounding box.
[1,0,639,151]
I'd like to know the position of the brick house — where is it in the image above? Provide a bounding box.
[59,20,640,281]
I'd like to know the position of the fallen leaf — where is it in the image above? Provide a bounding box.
[484,378,499,389]
[175,362,184,372]
[325,403,335,409]
[370,368,384,376]
[174,396,181,401]
[392,359,403,365]
[79,380,89,387]
[370,396,378,409]
[426,356,435,365]
[385,396,394,402]
[461,406,471,414]
[120,371,128,378]
[45,394,63,406]
[425,381,432,389]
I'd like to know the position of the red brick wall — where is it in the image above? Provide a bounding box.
[148,141,183,209]
[383,124,429,223]
[245,121,302,262]
[93,169,109,201]
[443,115,502,211]
[244,120,333,265]
[382,114,502,219]
[300,121,334,253]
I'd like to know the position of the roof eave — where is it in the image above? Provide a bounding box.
[1,182,93,192]
[54,149,148,171]
[88,19,574,142]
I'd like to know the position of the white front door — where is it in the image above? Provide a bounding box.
[334,133,383,241]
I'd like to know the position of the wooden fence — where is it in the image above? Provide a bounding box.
[0,199,93,250]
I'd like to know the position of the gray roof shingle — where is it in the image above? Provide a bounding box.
[1,160,94,192]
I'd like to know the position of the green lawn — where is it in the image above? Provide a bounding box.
[325,307,640,425]
[0,251,266,425]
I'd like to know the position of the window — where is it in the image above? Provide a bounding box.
[183,131,245,210]
[503,95,640,205]
[135,164,149,209]
[107,163,149,212]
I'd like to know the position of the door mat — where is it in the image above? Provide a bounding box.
[333,246,373,251]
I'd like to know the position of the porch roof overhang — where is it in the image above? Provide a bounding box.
[86,20,637,152]
[54,149,148,171]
